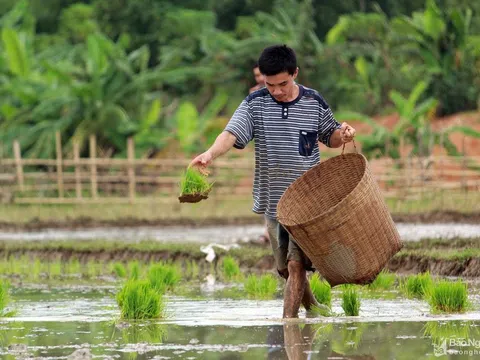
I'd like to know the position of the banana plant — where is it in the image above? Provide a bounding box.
[175,92,229,155]
[336,81,480,159]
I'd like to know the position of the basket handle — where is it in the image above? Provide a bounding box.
[341,139,358,155]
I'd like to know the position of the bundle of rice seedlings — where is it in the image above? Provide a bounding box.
[310,273,331,307]
[116,280,164,319]
[342,285,361,316]
[178,167,213,203]
[400,272,433,298]
[113,263,127,278]
[221,256,241,281]
[427,280,469,313]
[244,274,278,299]
[0,280,10,315]
[368,270,396,291]
[148,263,181,293]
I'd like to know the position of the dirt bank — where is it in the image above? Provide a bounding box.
[0,210,479,231]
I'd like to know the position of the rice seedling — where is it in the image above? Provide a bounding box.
[221,256,241,281]
[148,263,181,293]
[185,260,199,280]
[116,280,165,319]
[33,258,42,280]
[400,272,433,298]
[68,259,81,275]
[178,167,213,203]
[244,274,278,299]
[49,261,62,279]
[427,280,470,313]
[128,261,140,280]
[0,280,10,314]
[368,270,396,291]
[310,273,331,307]
[341,285,361,316]
[113,263,127,278]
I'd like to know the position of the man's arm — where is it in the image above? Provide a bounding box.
[189,131,237,173]
[328,122,356,148]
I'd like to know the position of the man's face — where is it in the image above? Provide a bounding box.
[253,67,264,85]
[264,69,298,102]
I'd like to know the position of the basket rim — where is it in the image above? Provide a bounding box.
[277,152,368,227]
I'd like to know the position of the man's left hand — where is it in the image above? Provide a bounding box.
[340,122,356,143]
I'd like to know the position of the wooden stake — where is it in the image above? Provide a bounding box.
[55,132,64,198]
[127,137,136,203]
[73,141,82,199]
[13,140,24,192]
[90,135,98,199]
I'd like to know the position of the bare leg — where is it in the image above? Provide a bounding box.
[283,260,306,318]
[279,269,319,311]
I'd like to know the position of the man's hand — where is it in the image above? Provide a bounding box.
[340,122,356,144]
[189,150,213,175]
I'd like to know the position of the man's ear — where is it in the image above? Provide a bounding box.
[292,67,299,80]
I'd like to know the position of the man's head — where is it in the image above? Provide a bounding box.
[252,61,264,85]
[258,44,298,102]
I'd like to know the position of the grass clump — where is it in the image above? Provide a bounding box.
[427,279,470,313]
[310,274,331,307]
[148,263,181,293]
[400,272,433,298]
[116,280,164,319]
[0,280,10,315]
[341,285,361,316]
[179,167,213,196]
[113,263,127,278]
[128,261,140,280]
[221,256,241,281]
[368,270,396,291]
[244,274,278,299]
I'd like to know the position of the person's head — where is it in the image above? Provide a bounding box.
[258,44,298,102]
[252,61,264,85]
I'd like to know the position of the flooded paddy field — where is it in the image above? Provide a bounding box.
[2,282,480,359]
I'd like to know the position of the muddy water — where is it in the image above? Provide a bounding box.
[1,286,480,359]
[0,222,479,242]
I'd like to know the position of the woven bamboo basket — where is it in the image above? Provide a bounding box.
[276,148,403,287]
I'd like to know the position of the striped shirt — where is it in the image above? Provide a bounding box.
[224,84,341,219]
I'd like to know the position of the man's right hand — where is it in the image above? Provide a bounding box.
[189,150,213,175]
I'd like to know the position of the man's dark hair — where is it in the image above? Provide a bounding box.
[258,44,297,76]
[252,61,259,69]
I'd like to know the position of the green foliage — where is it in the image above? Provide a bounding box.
[128,261,140,280]
[310,273,331,307]
[116,279,165,319]
[148,263,181,293]
[0,280,10,315]
[244,274,278,299]
[341,285,361,316]
[400,272,433,298]
[113,262,127,278]
[368,270,396,291]
[180,167,213,196]
[427,279,469,313]
[221,256,241,281]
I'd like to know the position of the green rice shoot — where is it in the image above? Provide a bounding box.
[310,273,331,307]
[368,270,396,291]
[128,261,140,280]
[113,263,127,278]
[180,167,213,195]
[400,272,433,298]
[244,274,278,299]
[116,280,165,319]
[221,256,241,281]
[0,280,10,315]
[427,279,470,313]
[148,263,181,293]
[342,285,361,316]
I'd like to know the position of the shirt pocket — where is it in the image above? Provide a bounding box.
[299,130,318,157]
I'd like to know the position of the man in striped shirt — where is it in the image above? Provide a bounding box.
[190,44,356,318]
